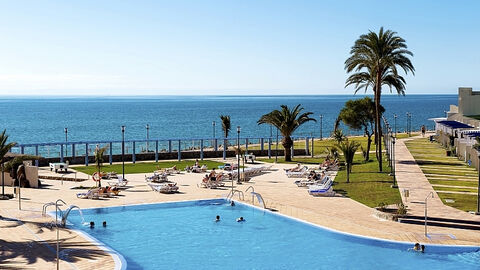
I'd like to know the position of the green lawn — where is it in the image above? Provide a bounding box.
[405,138,479,212]
[333,155,401,208]
[250,133,411,156]
[260,150,401,208]
[437,193,479,212]
[74,160,225,175]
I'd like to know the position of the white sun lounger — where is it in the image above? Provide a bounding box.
[286,166,309,178]
[107,175,128,187]
[148,183,179,193]
[308,178,335,196]
[76,189,100,199]
[295,176,329,187]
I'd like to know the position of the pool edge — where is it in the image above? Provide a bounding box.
[47,212,127,270]
[64,197,480,262]
[233,199,480,253]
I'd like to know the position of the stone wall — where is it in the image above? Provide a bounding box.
[458,87,480,116]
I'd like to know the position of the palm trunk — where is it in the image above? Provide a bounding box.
[366,134,372,161]
[346,163,350,183]
[375,72,383,172]
[284,147,292,162]
[282,136,293,162]
[364,126,371,161]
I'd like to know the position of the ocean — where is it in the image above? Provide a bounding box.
[0,95,454,145]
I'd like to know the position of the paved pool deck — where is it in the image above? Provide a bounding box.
[1,153,480,269]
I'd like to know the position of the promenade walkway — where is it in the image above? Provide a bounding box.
[395,136,480,222]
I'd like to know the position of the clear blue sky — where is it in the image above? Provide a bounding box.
[0,0,478,95]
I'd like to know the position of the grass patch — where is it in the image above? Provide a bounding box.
[429,179,478,187]
[437,193,479,212]
[434,186,477,193]
[405,138,479,212]
[333,155,401,208]
[74,160,225,175]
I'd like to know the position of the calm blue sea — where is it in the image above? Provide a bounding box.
[0,95,454,144]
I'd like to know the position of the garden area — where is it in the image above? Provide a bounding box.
[405,138,479,212]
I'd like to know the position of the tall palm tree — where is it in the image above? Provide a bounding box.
[94,145,108,187]
[258,104,316,161]
[220,115,231,148]
[337,140,360,183]
[345,27,414,171]
[0,130,17,197]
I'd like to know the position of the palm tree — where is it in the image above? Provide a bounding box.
[337,140,361,183]
[220,115,231,148]
[332,129,346,143]
[258,104,316,161]
[0,130,17,197]
[94,145,109,187]
[345,27,414,171]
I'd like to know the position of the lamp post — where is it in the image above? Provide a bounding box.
[213,121,216,138]
[320,115,323,140]
[121,126,125,179]
[394,114,397,137]
[275,127,279,162]
[392,135,397,188]
[405,112,409,135]
[146,124,150,152]
[477,151,480,214]
[409,113,412,136]
[64,128,68,156]
[311,132,314,158]
[270,125,272,138]
[237,126,241,184]
[1,164,4,198]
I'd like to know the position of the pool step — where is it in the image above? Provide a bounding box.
[398,216,480,231]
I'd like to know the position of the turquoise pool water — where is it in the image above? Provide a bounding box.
[67,199,480,270]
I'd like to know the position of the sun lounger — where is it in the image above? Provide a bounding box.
[308,177,335,196]
[148,183,179,193]
[295,176,329,187]
[107,175,128,187]
[145,172,168,183]
[285,166,309,178]
[76,189,100,199]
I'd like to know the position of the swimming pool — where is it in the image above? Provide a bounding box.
[66,199,480,269]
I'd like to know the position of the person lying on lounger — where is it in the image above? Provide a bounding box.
[285,163,302,172]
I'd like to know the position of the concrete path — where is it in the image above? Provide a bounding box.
[395,136,480,221]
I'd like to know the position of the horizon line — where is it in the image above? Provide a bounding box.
[0,93,457,98]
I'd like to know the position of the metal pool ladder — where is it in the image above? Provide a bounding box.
[226,189,244,201]
[245,186,266,209]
